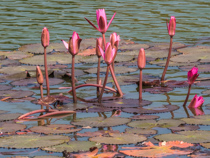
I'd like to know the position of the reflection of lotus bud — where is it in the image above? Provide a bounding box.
[41,27,50,48]
[36,66,44,85]
[137,48,146,69]
[68,31,82,56]
[96,37,103,57]
[188,94,204,108]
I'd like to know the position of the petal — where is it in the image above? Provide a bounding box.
[107,12,116,32]
[84,17,99,31]
[61,40,69,50]
[98,45,105,60]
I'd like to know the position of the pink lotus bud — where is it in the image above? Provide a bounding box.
[187,67,199,85]
[110,32,120,49]
[36,66,44,85]
[137,48,146,69]
[98,42,115,65]
[167,16,176,36]
[85,9,116,34]
[68,31,82,56]
[96,37,103,57]
[188,94,204,108]
[41,27,50,48]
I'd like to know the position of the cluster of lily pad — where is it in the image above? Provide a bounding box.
[0,8,210,157]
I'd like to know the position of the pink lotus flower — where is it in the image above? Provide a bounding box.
[96,37,103,57]
[137,48,146,69]
[61,31,82,56]
[110,32,120,48]
[187,67,199,84]
[98,42,116,65]
[188,94,204,108]
[41,27,50,48]
[85,9,116,34]
[167,16,176,36]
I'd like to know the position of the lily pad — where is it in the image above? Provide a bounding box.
[0,122,26,133]
[200,143,210,149]
[0,113,23,121]
[125,128,157,136]
[118,43,149,50]
[11,78,64,86]
[148,42,186,50]
[179,64,210,73]
[76,130,120,137]
[181,115,210,125]
[0,135,69,148]
[149,59,199,67]
[130,115,159,120]
[89,133,147,145]
[0,59,21,67]
[94,99,152,108]
[42,141,101,153]
[123,105,179,114]
[164,80,188,88]
[169,124,199,132]
[84,66,137,74]
[19,53,80,65]
[71,117,131,127]
[143,86,174,94]
[77,106,113,113]
[145,50,179,59]
[0,84,13,91]
[0,51,33,60]
[29,124,81,134]
[154,130,210,143]
[195,80,210,88]
[0,90,34,99]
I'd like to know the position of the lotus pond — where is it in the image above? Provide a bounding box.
[1,0,210,158]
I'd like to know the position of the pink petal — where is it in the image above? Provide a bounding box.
[61,40,68,50]
[107,12,116,31]
[98,45,105,60]
[84,17,99,31]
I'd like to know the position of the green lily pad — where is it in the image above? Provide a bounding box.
[149,59,199,67]
[11,78,64,86]
[148,42,186,50]
[19,53,80,65]
[89,133,147,145]
[0,90,34,99]
[125,128,157,136]
[130,115,159,120]
[0,51,33,60]
[29,124,82,134]
[154,130,210,143]
[181,115,210,125]
[123,105,179,114]
[119,43,149,50]
[146,50,179,59]
[42,141,101,152]
[0,122,26,133]
[0,59,21,67]
[71,117,131,127]
[0,135,69,148]
[0,113,23,121]
[84,66,137,74]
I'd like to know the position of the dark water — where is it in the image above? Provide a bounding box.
[0,0,210,51]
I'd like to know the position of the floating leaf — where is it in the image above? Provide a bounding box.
[77,106,113,113]
[76,130,120,137]
[0,122,26,133]
[200,143,210,149]
[195,80,210,88]
[29,124,81,134]
[127,120,157,129]
[149,59,198,67]
[169,124,199,132]
[155,130,210,143]
[148,42,186,50]
[145,50,179,59]
[130,115,159,120]
[179,64,210,73]
[42,141,101,153]
[164,80,189,88]
[181,114,210,125]
[119,43,149,50]
[84,66,137,74]
[0,135,69,148]
[78,48,96,56]
[0,113,23,121]
[89,133,147,145]
[0,59,21,67]
[125,128,157,136]
[94,99,152,108]
[0,85,12,91]
[71,117,131,127]
[123,105,179,114]
[0,90,34,99]
[143,86,174,94]
[0,51,33,60]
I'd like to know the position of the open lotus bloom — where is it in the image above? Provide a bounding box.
[188,94,204,108]
[137,48,146,69]
[167,16,176,36]
[61,31,82,56]
[110,32,120,48]
[98,42,116,65]
[187,67,199,84]
[85,9,116,34]
[96,37,103,57]
[41,27,50,48]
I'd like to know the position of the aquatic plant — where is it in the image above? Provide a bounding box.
[188,94,204,108]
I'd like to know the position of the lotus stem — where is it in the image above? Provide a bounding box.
[44,47,50,96]
[139,69,143,101]
[102,33,106,50]
[109,65,123,97]
[71,55,77,103]
[40,84,44,99]
[97,57,101,97]
[98,66,110,103]
[161,36,173,81]
[183,84,192,106]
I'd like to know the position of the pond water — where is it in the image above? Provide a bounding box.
[0,0,210,157]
